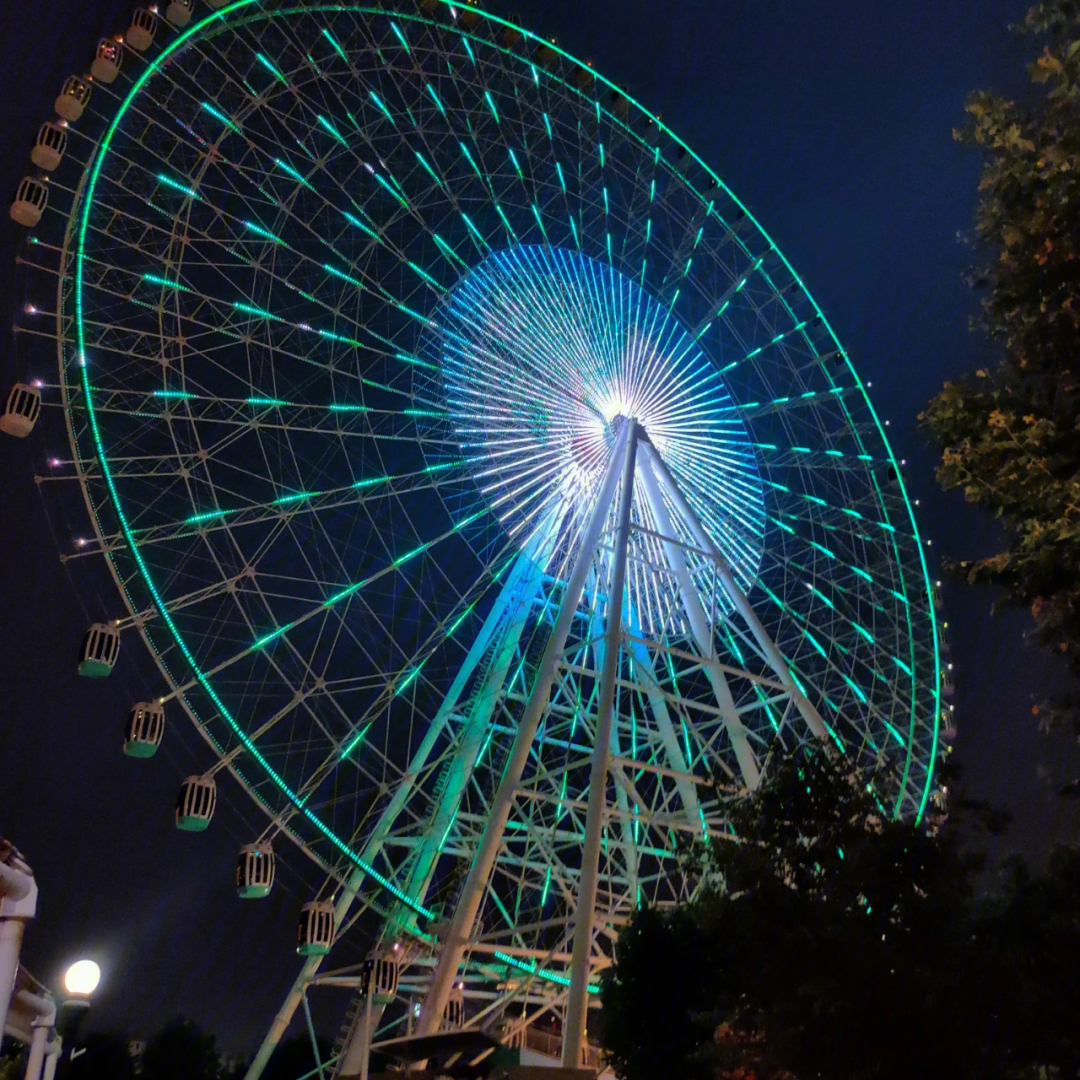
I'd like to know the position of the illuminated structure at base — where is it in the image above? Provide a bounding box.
[5,1,948,1075]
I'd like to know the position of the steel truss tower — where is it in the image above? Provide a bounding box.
[252,416,833,1076]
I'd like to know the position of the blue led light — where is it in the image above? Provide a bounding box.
[423,244,766,626]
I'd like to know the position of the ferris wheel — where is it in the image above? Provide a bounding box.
[5,0,949,1073]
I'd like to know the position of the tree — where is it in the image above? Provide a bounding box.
[922,0,1080,734]
[140,1018,221,1080]
[0,1039,25,1080]
[598,750,1080,1079]
[599,903,720,1080]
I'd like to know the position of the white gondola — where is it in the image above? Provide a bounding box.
[10,178,48,228]
[536,42,558,69]
[126,9,158,52]
[78,622,120,677]
[55,77,91,123]
[0,383,42,437]
[456,5,481,29]
[361,949,400,1005]
[574,64,595,92]
[175,775,216,831]
[940,708,957,742]
[91,39,123,84]
[123,702,165,758]
[609,90,630,120]
[938,620,951,655]
[442,986,465,1030]
[236,843,275,898]
[297,901,335,956]
[940,665,955,699]
[31,123,67,172]
[166,0,196,27]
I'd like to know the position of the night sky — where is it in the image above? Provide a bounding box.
[2,0,1078,1055]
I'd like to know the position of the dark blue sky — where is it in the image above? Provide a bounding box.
[1,0,1077,1054]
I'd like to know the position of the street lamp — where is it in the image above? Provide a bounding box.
[58,960,99,1075]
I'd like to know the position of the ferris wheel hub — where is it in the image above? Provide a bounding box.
[427,244,764,593]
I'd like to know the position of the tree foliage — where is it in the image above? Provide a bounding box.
[598,751,1080,1080]
[0,1039,25,1080]
[2,1018,328,1080]
[922,0,1080,729]
[140,1018,223,1080]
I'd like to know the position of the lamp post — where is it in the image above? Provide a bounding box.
[56,961,99,1076]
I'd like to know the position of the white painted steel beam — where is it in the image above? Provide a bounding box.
[636,450,761,789]
[414,420,633,1040]
[641,444,828,741]
[562,421,637,1068]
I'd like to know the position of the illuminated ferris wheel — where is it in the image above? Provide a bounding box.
[5,0,947,1073]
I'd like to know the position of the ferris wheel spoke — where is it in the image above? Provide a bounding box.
[288,576,522,803]
[105,469,468,550]
[80,152,451,379]
[152,525,481,710]
[176,28,522,324]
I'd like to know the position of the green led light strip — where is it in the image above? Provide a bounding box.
[493,951,599,995]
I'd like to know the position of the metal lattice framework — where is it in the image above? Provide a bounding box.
[16,0,944,1071]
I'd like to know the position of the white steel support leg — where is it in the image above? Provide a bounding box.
[19,989,55,1080]
[586,584,639,906]
[336,558,546,1076]
[636,450,761,789]
[244,535,554,1080]
[25,1021,49,1080]
[415,420,633,1040]
[641,444,828,742]
[562,421,638,1069]
[336,994,389,1080]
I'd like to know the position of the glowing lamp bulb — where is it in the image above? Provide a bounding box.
[598,397,626,423]
[64,960,100,996]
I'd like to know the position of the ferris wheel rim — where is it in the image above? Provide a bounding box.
[52,0,942,907]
